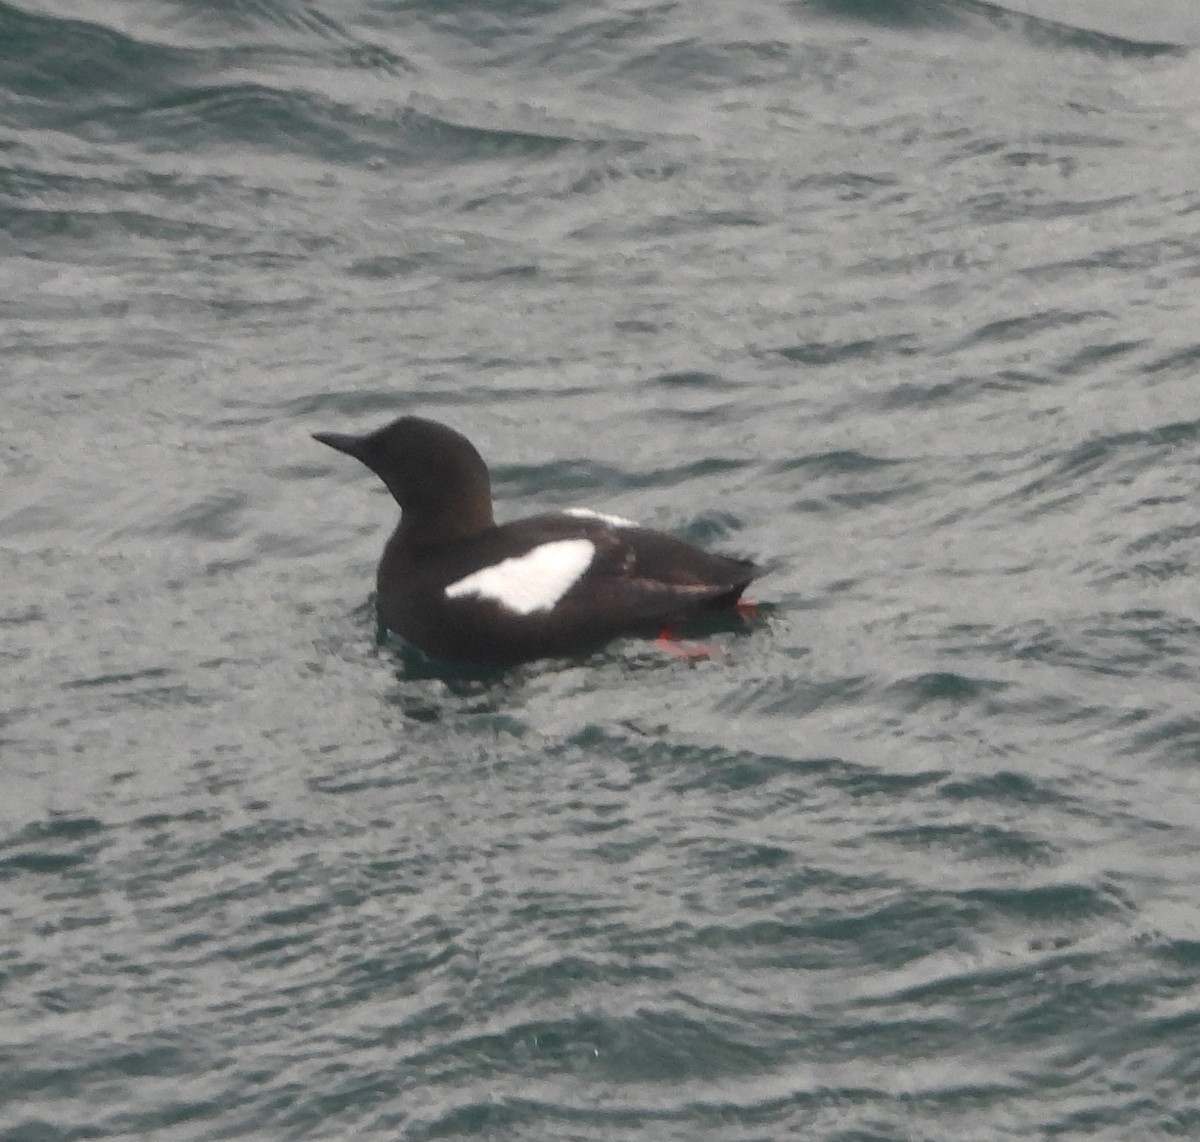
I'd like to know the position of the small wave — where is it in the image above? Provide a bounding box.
[76,83,582,166]
[614,36,805,95]
[960,308,1106,348]
[761,445,926,515]
[492,456,749,504]
[887,669,1008,710]
[875,821,1054,865]
[767,450,902,477]
[1055,339,1146,377]
[939,769,1069,805]
[0,3,584,165]
[1143,342,1200,378]
[1008,418,1200,515]
[804,0,1186,58]
[0,814,108,880]
[408,1007,776,1088]
[0,2,184,114]
[773,333,919,366]
[0,202,232,245]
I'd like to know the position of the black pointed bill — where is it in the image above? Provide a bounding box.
[312,430,369,461]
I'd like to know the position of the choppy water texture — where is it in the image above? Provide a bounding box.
[4,0,1200,1137]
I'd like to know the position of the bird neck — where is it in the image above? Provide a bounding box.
[390,498,496,553]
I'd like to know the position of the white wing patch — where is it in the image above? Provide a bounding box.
[444,539,596,616]
[564,507,638,528]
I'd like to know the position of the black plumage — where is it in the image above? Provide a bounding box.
[313,416,761,667]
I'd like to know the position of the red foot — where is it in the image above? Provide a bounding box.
[735,598,759,619]
[655,626,715,661]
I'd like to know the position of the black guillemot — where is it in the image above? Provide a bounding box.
[313,416,762,667]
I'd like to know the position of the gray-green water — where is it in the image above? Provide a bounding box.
[5,1,1200,1138]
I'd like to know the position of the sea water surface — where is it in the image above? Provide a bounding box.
[4,0,1200,1138]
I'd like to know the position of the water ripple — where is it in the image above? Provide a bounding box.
[5,0,1200,1137]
